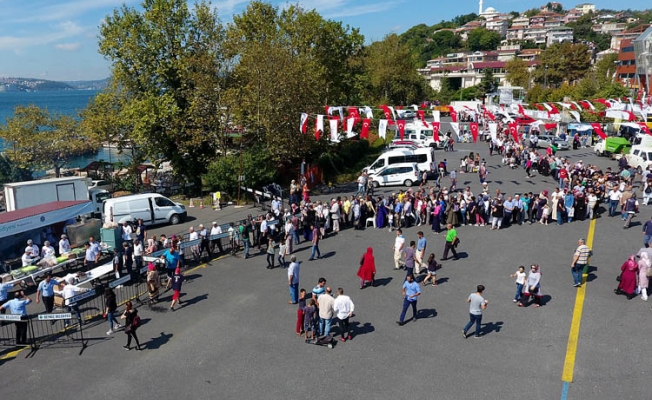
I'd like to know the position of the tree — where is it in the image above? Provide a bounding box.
[0,105,99,177]
[478,68,496,94]
[466,28,501,51]
[532,42,591,87]
[0,154,32,185]
[362,34,431,104]
[594,53,619,87]
[97,0,228,193]
[505,57,530,88]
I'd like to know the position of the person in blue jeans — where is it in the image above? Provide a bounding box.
[463,285,488,338]
[397,273,420,326]
[308,224,321,261]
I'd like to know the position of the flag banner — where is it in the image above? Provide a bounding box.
[378,119,388,139]
[638,122,651,135]
[432,110,440,123]
[397,119,406,140]
[346,117,355,135]
[508,122,519,143]
[417,110,428,127]
[470,122,479,143]
[361,118,371,139]
[450,122,460,138]
[300,113,308,134]
[431,122,440,141]
[569,111,581,122]
[488,122,497,142]
[329,118,339,141]
[590,123,606,139]
[379,105,392,121]
[348,107,361,126]
[449,106,457,122]
[363,106,373,119]
[388,106,397,121]
[315,114,324,140]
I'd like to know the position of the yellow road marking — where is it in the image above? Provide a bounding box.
[561,218,596,383]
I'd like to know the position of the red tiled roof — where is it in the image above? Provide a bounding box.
[471,61,506,69]
[430,66,467,72]
[0,201,90,224]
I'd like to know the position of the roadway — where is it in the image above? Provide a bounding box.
[1,141,648,400]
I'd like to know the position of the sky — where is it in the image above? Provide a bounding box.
[0,0,647,81]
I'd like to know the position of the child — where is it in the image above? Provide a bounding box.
[303,298,317,341]
[510,266,526,303]
[266,237,276,269]
[278,239,287,268]
[296,289,306,336]
[422,253,439,286]
[539,204,550,225]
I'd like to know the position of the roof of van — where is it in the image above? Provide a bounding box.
[104,193,166,203]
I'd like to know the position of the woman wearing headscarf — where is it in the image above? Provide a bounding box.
[146,262,161,305]
[357,247,376,289]
[615,255,639,299]
[518,264,542,308]
[638,253,650,301]
[376,196,388,229]
[536,190,549,222]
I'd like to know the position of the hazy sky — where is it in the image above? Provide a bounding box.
[0,0,646,81]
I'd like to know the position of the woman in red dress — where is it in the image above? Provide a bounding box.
[357,247,376,289]
[615,255,639,300]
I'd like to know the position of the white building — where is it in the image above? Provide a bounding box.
[486,17,510,38]
[524,25,548,45]
[575,3,596,15]
[546,26,574,46]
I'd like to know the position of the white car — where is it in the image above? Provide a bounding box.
[625,146,652,174]
[370,163,420,188]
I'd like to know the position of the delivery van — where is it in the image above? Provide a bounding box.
[103,193,187,226]
[365,148,434,176]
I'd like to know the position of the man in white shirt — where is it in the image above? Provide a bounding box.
[608,188,622,217]
[63,280,89,322]
[59,234,71,255]
[271,197,281,217]
[41,241,56,259]
[22,248,36,267]
[188,226,199,260]
[333,287,355,342]
[122,222,133,242]
[392,229,405,270]
[198,224,210,259]
[287,255,300,304]
[330,199,340,233]
[133,238,144,271]
[26,239,39,258]
[318,287,335,337]
[210,221,223,255]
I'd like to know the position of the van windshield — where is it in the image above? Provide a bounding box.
[422,130,433,137]
[371,159,384,170]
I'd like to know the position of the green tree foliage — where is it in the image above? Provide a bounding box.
[97,0,228,193]
[225,2,364,169]
[505,57,531,88]
[0,154,32,185]
[566,13,611,51]
[524,8,540,18]
[436,77,456,104]
[594,53,619,87]
[466,28,502,51]
[0,105,98,177]
[362,33,431,104]
[532,42,591,87]
[478,68,496,94]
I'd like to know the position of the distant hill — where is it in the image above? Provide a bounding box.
[0,77,109,92]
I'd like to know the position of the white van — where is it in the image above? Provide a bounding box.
[365,147,434,175]
[103,193,187,226]
[405,122,445,149]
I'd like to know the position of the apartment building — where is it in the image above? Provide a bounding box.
[547,26,575,46]
[576,3,596,15]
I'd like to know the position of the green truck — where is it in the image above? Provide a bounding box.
[594,137,631,157]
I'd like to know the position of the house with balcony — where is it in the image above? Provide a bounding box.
[547,26,574,46]
[517,48,542,61]
[632,25,652,93]
[592,22,627,35]
[524,25,548,45]
[611,25,651,51]
[486,17,510,38]
[506,26,526,41]
[575,3,596,15]
[616,39,637,88]
[512,16,530,28]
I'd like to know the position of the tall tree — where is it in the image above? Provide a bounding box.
[97,0,228,192]
[594,53,619,87]
[0,105,98,177]
[466,28,501,51]
[478,68,496,94]
[532,42,591,87]
[505,57,530,88]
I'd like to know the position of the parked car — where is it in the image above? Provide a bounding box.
[387,139,424,151]
[89,179,112,192]
[369,163,420,188]
[625,146,652,174]
[529,134,569,150]
[398,110,416,119]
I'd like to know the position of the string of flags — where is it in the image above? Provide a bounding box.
[299,94,652,144]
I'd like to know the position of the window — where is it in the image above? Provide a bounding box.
[622,46,634,53]
[647,153,652,162]
[633,150,640,156]
[371,159,384,169]
[381,168,397,176]
[642,152,648,162]
[388,156,406,164]
[154,197,174,207]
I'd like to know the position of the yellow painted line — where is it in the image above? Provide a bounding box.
[561,218,596,383]
[0,346,28,360]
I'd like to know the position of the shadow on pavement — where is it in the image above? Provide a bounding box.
[142,331,173,350]
[480,320,504,336]
[350,321,375,336]
[416,308,438,319]
[180,293,209,308]
[372,277,393,287]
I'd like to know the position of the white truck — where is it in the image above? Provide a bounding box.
[3,176,110,217]
[404,122,445,149]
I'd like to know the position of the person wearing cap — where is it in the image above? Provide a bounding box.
[41,241,55,259]
[0,280,18,314]
[210,221,224,255]
[26,239,39,258]
[59,234,71,255]
[0,291,32,344]
[198,224,210,260]
[22,247,36,267]
[84,239,100,272]
[36,273,60,313]
[121,221,133,242]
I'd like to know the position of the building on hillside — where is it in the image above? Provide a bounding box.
[524,25,548,45]
[517,48,543,61]
[632,25,652,94]
[564,8,584,24]
[512,16,530,28]
[616,39,637,89]
[486,17,510,38]
[547,26,574,46]
[506,26,526,41]
[575,3,596,15]
[455,20,485,41]
[611,25,651,51]
[595,48,618,62]
[480,6,500,20]
[592,22,627,35]
[497,48,520,61]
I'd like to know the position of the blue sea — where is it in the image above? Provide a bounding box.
[0,90,131,171]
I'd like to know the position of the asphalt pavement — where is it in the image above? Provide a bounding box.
[1,140,649,400]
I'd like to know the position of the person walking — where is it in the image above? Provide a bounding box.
[104,288,121,335]
[518,265,542,307]
[510,266,526,303]
[642,215,652,248]
[422,254,439,286]
[120,301,142,350]
[308,224,321,261]
[146,262,161,305]
[287,255,300,304]
[571,238,592,287]
[397,273,420,326]
[333,288,355,342]
[0,291,32,345]
[161,245,181,289]
[442,223,459,261]
[35,273,60,314]
[638,252,650,301]
[357,247,376,289]
[462,285,488,338]
[415,231,427,274]
[404,241,416,279]
[169,267,184,311]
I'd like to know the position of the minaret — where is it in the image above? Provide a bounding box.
[479,0,483,15]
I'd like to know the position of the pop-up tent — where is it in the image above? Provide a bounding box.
[0,200,93,239]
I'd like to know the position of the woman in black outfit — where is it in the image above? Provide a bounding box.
[120,301,141,350]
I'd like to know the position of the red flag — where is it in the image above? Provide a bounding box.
[397,105,403,110]
[638,122,652,135]
[485,110,496,121]
[626,111,636,122]
[578,101,590,110]
[636,90,643,105]
[590,123,607,139]
[397,120,406,140]
[508,122,519,143]
[300,113,309,134]
[448,106,457,122]
[594,98,611,108]
[544,123,557,131]
[325,106,331,115]
[348,107,361,126]
[518,104,525,115]
[548,103,560,114]
[360,118,371,139]
[534,104,545,111]
[470,122,479,143]
[379,105,392,121]
[417,110,428,127]
[431,122,440,142]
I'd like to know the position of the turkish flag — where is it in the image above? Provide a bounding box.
[594,98,611,108]
[626,111,636,121]
[518,104,525,116]
[548,103,560,114]
[534,103,545,111]
[590,123,607,139]
[300,113,309,134]
[360,118,371,139]
[417,110,428,127]
[544,123,557,131]
[638,122,651,135]
[508,122,519,143]
[431,122,440,142]
[448,106,457,122]
[379,105,393,123]
[348,107,361,126]
[397,120,406,140]
[485,111,496,121]
[470,122,479,143]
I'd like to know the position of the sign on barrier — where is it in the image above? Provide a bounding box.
[68,288,96,305]
[37,313,72,321]
[109,275,132,288]
[0,314,23,321]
